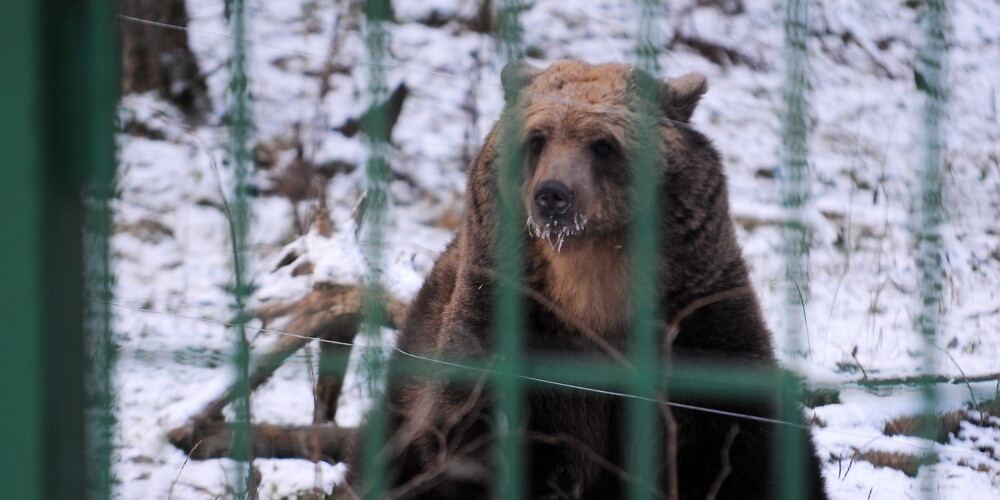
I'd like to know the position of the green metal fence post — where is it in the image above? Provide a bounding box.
[0,1,116,499]
[360,1,393,498]
[629,2,664,499]
[83,1,118,499]
[0,2,45,498]
[226,0,255,496]
[779,1,811,499]
[916,1,949,497]
[495,2,527,498]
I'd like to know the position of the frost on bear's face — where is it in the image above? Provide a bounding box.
[520,111,627,253]
[498,60,708,253]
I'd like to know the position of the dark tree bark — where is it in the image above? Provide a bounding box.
[120,0,211,120]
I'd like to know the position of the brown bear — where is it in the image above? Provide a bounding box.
[348,60,828,500]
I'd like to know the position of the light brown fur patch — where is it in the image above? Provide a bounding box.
[535,235,630,338]
[520,62,634,151]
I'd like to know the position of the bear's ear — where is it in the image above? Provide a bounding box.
[662,72,708,123]
[501,60,542,102]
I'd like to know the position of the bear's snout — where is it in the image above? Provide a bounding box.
[533,180,573,218]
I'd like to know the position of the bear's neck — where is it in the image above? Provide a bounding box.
[534,236,630,339]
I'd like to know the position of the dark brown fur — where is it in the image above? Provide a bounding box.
[348,61,828,499]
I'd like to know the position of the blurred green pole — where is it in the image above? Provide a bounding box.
[83,1,118,498]
[916,1,949,497]
[226,0,255,496]
[0,1,45,498]
[779,1,810,499]
[782,0,811,358]
[495,1,526,498]
[0,0,116,499]
[628,2,662,500]
[360,1,392,498]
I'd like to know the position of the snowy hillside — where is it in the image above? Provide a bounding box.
[113,0,999,498]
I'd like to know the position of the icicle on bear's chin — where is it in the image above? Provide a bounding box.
[525,214,589,253]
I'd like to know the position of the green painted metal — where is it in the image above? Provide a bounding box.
[360,1,393,498]
[41,0,88,494]
[46,1,117,498]
[317,348,788,400]
[916,1,949,496]
[82,1,118,499]
[779,1,811,499]
[0,1,116,498]
[494,1,528,499]
[628,1,664,500]
[781,0,812,322]
[225,0,255,496]
[0,2,43,498]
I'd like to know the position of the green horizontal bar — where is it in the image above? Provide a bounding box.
[116,342,792,402]
[380,351,786,400]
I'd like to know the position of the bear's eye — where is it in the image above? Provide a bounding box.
[528,134,546,154]
[591,139,615,158]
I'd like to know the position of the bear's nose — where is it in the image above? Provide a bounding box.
[534,180,573,217]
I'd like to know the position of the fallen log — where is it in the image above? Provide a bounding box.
[169,423,358,463]
[167,282,405,463]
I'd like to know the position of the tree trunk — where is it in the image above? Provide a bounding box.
[120,0,210,120]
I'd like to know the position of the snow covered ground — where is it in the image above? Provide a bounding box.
[112,1,999,498]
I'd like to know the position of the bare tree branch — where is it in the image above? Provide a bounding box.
[169,423,357,463]
[705,424,741,500]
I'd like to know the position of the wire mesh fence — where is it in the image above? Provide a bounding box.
[7,0,997,499]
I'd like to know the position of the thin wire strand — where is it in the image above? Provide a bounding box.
[103,299,992,459]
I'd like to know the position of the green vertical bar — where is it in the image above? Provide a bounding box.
[915,1,948,497]
[781,0,811,354]
[0,2,43,498]
[43,0,87,494]
[0,0,116,497]
[494,2,526,499]
[628,2,662,500]
[360,1,392,498]
[83,1,118,499]
[45,0,118,498]
[226,0,254,496]
[779,1,810,499]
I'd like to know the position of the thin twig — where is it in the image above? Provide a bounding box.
[790,277,813,358]
[705,424,740,500]
[168,440,202,500]
[660,395,680,500]
[933,344,979,409]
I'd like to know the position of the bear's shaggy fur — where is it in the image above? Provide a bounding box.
[349,60,828,499]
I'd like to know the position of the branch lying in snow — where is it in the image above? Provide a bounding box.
[169,423,357,463]
[166,283,406,462]
[852,372,1000,388]
[668,33,767,72]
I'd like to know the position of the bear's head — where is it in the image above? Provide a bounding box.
[495,60,710,253]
